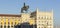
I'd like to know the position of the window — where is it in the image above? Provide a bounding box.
[39,27,40,28]
[39,17,40,19]
[15,22,16,24]
[39,24,40,25]
[39,21,40,22]
[42,21,43,23]
[1,25,2,28]
[41,17,43,19]
[8,25,10,28]
[46,22,48,25]
[44,27,46,28]
[11,22,13,25]
[4,25,6,28]
[11,26,13,27]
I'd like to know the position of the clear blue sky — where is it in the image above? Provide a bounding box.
[0,0,60,25]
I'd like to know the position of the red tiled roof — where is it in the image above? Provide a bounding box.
[0,14,21,17]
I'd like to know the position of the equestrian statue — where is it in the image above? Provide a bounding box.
[21,3,29,13]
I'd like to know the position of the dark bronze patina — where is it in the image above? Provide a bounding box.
[21,3,29,13]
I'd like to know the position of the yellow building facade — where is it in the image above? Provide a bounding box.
[0,3,53,28]
[0,8,53,28]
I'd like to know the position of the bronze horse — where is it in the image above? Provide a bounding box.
[21,3,29,13]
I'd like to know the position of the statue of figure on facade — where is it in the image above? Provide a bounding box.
[21,3,29,13]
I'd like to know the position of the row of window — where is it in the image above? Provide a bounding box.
[38,24,52,26]
[38,16,52,19]
[38,21,52,23]
[0,25,13,28]
[39,27,52,28]
[0,22,18,25]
